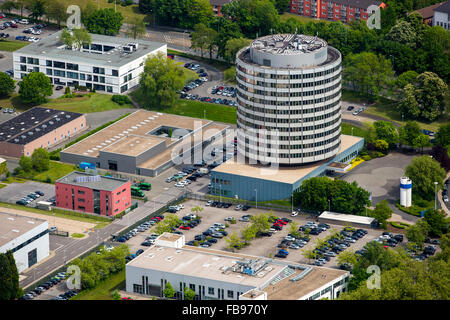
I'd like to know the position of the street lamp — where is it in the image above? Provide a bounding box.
[351,127,354,136]
[434,181,438,210]
[328,199,331,212]
[219,184,222,203]
[254,189,258,209]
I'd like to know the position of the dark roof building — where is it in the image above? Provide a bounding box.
[0,107,87,158]
[408,2,445,25]
[433,0,450,29]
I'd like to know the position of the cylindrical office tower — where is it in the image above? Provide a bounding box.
[400,177,412,207]
[235,34,342,165]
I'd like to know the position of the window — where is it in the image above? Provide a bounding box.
[46,68,52,75]
[112,69,118,76]
[78,206,86,210]
[227,290,234,298]
[208,287,214,295]
[20,56,26,63]
[78,190,85,195]
[53,61,65,69]
[66,63,79,71]
[189,284,195,291]
[78,198,85,202]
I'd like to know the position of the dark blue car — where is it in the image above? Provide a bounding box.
[279,249,289,255]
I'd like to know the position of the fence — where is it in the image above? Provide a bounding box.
[50,230,69,237]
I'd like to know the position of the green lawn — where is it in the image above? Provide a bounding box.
[167,49,232,72]
[0,202,111,227]
[59,0,147,23]
[41,93,133,114]
[0,40,29,52]
[131,88,238,124]
[32,161,76,183]
[71,270,125,300]
[71,233,86,238]
[342,89,449,132]
[341,122,368,138]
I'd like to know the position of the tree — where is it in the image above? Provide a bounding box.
[71,29,92,51]
[399,72,448,122]
[398,121,421,147]
[226,232,243,251]
[60,29,74,48]
[46,0,67,29]
[18,156,33,173]
[112,289,121,300]
[302,249,318,263]
[163,282,175,299]
[191,23,216,58]
[412,134,431,154]
[0,72,15,98]
[288,221,301,238]
[190,206,203,215]
[374,139,389,152]
[430,145,450,171]
[224,37,251,63]
[28,0,46,23]
[0,1,17,14]
[435,123,450,149]
[405,155,446,200]
[153,0,213,29]
[396,70,418,89]
[18,72,53,105]
[343,52,394,99]
[138,52,185,109]
[184,287,195,300]
[139,0,154,14]
[154,214,182,234]
[271,0,290,13]
[0,251,21,300]
[370,200,392,229]
[423,209,447,237]
[31,147,50,172]
[125,19,146,39]
[224,67,236,83]
[373,121,398,147]
[241,224,258,242]
[385,20,417,48]
[84,8,124,36]
[210,17,243,59]
[337,249,358,267]
[249,213,271,232]
[16,0,27,18]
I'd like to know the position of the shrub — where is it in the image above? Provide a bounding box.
[112,94,132,105]
[45,176,52,183]
[49,149,61,161]
[65,86,71,94]
[362,155,372,161]
[370,151,385,158]
[390,222,406,229]
[230,218,236,224]
[224,223,229,228]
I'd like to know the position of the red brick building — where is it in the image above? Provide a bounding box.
[210,0,233,16]
[289,0,385,24]
[55,172,131,217]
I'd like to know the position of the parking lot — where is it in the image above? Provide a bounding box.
[115,199,389,269]
[0,17,58,46]
[0,180,55,205]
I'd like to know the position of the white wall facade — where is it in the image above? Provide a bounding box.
[433,11,449,30]
[12,45,167,94]
[0,220,49,273]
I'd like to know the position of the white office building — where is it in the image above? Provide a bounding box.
[13,30,167,94]
[235,34,342,165]
[125,233,349,300]
[0,212,49,273]
[433,1,450,29]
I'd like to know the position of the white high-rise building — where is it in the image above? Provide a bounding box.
[235,34,342,165]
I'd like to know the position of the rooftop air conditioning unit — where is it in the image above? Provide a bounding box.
[123,46,133,53]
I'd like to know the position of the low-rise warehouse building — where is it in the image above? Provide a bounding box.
[0,212,49,273]
[55,171,131,217]
[318,211,377,229]
[0,107,86,158]
[125,233,350,300]
[60,110,229,177]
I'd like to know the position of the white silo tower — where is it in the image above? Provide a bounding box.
[400,177,412,207]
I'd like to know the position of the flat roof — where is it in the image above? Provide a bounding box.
[127,244,347,299]
[15,30,166,68]
[137,122,229,170]
[263,266,348,300]
[62,110,211,158]
[156,233,183,242]
[212,135,364,184]
[101,135,164,157]
[0,212,47,248]
[0,107,84,145]
[56,171,128,191]
[319,211,375,224]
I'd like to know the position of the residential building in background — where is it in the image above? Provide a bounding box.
[125,233,350,300]
[55,171,131,217]
[433,0,450,29]
[409,2,445,25]
[289,0,385,23]
[210,0,234,16]
[0,212,49,273]
[13,30,167,94]
[0,107,86,158]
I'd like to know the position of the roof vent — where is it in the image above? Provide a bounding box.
[42,125,47,128]
[66,115,71,119]
[49,121,54,125]
[14,139,19,142]
[21,135,26,139]
[28,132,33,135]
[20,122,25,125]
[10,127,14,130]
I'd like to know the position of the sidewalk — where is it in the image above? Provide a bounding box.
[438,171,450,216]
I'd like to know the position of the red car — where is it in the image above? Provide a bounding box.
[273,223,283,228]
[152,217,162,221]
[180,225,191,230]
[276,219,287,225]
